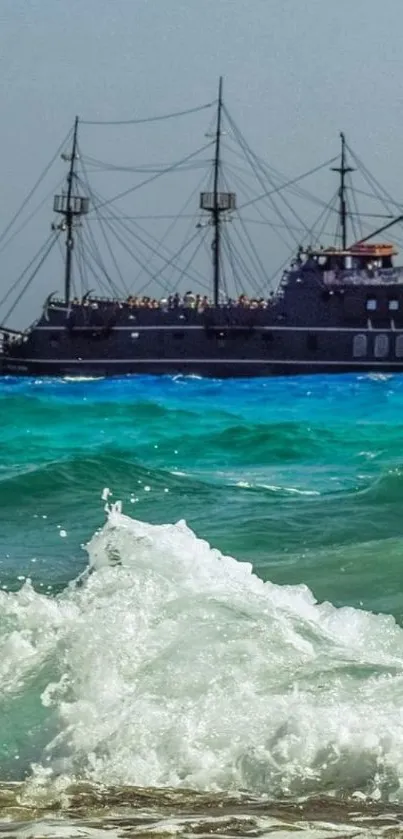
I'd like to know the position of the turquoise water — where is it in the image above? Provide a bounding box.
[2,372,403,816]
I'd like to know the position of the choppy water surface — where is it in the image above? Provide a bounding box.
[2,373,403,837]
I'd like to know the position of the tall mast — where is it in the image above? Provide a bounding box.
[331,132,354,250]
[54,117,89,306]
[64,116,79,305]
[200,78,236,305]
[212,76,223,306]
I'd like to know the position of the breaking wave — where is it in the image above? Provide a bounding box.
[2,504,403,801]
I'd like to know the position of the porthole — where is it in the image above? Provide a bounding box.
[366,298,377,311]
[353,333,367,358]
[131,332,139,339]
[389,299,399,311]
[374,334,389,358]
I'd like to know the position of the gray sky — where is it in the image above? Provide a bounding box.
[1,0,403,323]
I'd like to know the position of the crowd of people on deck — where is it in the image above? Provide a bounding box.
[68,291,275,310]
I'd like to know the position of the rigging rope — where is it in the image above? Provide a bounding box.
[81,101,215,126]
[0,176,66,256]
[0,127,73,248]
[88,141,214,212]
[0,233,56,312]
[0,233,60,326]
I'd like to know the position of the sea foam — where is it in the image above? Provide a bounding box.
[1,503,403,799]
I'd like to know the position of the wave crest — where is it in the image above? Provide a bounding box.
[1,506,403,799]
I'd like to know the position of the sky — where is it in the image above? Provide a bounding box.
[1,0,403,324]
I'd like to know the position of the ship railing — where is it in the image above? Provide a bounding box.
[48,296,276,311]
[0,327,25,355]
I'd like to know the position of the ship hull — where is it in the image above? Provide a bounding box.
[4,304,403,378]
[3,356,403,378]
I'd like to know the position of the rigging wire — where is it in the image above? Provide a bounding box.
[78,232,118,297]
[222,161,294,251]
[81,101,215,126]
[136,228,211,296]
[0,126,73,248]
[0,176,66,256]
[221,127,339,213]
[222,108,301,249]
[221,228,258,294]
[346,142,402,212]
[221,228,242,296]
[225,176,339,245]
[220,167,268,289]
[132,166,212,289]
[224,107,331,249]
[0,233,57,312]
[344,142,403,248]
[253,251,297,297]
[79,174,208,292]
[346,172,361,242]
[222,138,328,212]
[88,141,215,213]
[168,227,210,294]
[0,233,60,325]
[75,229,90,297]
[77,155,211,291]
[78,147,130,295]
[311,190,340,248]
[80,228,123,297]
[81,155,211,174]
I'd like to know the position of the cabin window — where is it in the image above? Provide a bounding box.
[130,332,139,339]
[50,333,60,347]
[374,334,389,359]
[307,333,318,352]
[173,332,185,339]
[353,333,367,358]
[366,298,377,311]
[262,332,274,342]
[389,299,399,311]
[396,335,403,357]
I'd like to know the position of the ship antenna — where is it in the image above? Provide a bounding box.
[54,116,89,305]
[212,76,223,306]
[331,132,354,250]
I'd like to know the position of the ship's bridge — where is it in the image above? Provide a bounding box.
[300,243,403,285]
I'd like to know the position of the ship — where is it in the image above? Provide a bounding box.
[2,78,403,378]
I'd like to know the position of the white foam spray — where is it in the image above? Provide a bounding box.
[2,503,403,799]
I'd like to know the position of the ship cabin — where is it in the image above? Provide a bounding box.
[299,243,400,285]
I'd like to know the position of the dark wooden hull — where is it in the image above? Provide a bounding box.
[4,292,403,378]
[2,355,403,378]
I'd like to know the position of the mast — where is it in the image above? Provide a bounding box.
[212,76,223,306]
[331,132,354,250]
[53,117,89,306]
[64,116,79,305]
[200,77,236,305]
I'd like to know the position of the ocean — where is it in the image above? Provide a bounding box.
[2,372,403,838]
